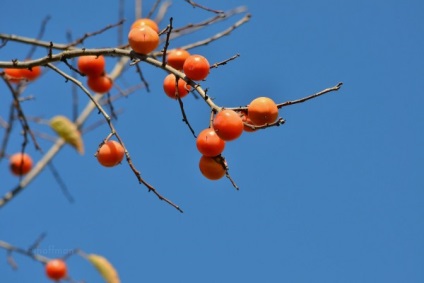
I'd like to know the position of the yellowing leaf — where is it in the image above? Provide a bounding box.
[87,254,120,283]
[50,115,84,154]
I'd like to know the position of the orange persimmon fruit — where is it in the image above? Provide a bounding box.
[4,68,24,83]
[20,65,42,81]
[128,26,159,55]
[9,152,33,176]
[87,75,113,94]
[97,140,125,167]
[196,128,225,157]
[247,97,279,126]
[131,18,159,33]
[163,73,191,99]
[199,155,226,180]
[167,48,190,70]
[45,259,67,281]
[77,55,105,77]
[183,54,210,81]
[212,109,244,141]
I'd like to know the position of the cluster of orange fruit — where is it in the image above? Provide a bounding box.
[127,19,280,181]
[196,97,279,180]
[77,55,113,94]
[128,19,279,181]
[5,18,280,183]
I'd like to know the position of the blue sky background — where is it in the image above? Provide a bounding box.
[1,0,423,282]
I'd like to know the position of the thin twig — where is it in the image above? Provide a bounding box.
[26,15,51,59]
[166,6,247,41]
[278,83,343,108]
[66,31,79,121]
[28,233,47,252]
[105,91,118,120]
[185,0,224,14]
[7,251,18,270]
[154,1,172,24]
[135,0,142,19]
[65,19,125,48]
[0,102,15,160]
[176,13,251,52]
[118,0,125,46]
[134,63,150,92]
[112,134,184,213]
[161,17,173,67]
[7,81,41,152]
[210,54,240,69]
[217,155,239,190]
[243,118,286,131]
[47,162,75,203]
[147,0,162,19]
[176,94,196,138]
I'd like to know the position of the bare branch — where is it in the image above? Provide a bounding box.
[134,63,150,92]
[185,0,224,14]
[176,13,251,52]
[118,0,125,46]
[147,0,162,19]
[66,19,125,48]
[210,54,240,69]
[47,162,75,203]
[154,1,172,23]
[161,17,173,67]
[5,80,41,152]
[167,6,247,41]
[278,83,343,108]
[26,15,51,59]
[175,86,196,138]
[135,0,142,19]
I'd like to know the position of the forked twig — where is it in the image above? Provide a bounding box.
[65,19,125,48]
[176,13,251,52]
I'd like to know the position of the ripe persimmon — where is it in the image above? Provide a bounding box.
[183,54,210,81]
[199,155,226,180]
[20,65,42,81]
[167,48,190,70]
[77,55,105,77]
[212,109,244,141]
[247,97,279,125]
[9,152,33,176]
[3,68,24,83]
[128,26,159,55]
[97,140,125,167]
[163,74,191,99]
[196,128,225,157]
[45,259,67,281]
[87,75,113,93]
[131,18,159,33]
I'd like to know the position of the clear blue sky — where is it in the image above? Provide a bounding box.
[1,0,423,282]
